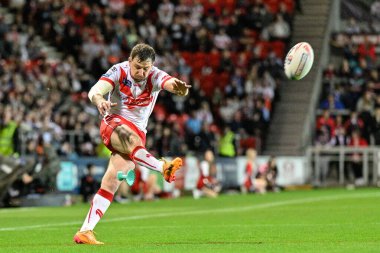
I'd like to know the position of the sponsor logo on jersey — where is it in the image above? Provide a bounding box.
[122,78,132,88]
[123,96,153,108]
[102,67,118,78]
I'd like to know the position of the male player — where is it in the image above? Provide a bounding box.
[74,43,191,244]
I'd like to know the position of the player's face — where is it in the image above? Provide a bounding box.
[129,57,153,82]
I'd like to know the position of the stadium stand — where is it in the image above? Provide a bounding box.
[0,0,300,205]
[1,0,296,159]
[309,0,380,187]
[317,0,380,147]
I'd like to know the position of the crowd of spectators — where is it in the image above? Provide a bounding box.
[0,0,296,161]
[316,8,380,148]
[315,1,380,185]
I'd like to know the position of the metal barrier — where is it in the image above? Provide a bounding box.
[306,146,380,186]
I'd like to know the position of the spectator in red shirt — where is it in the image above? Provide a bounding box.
[316,109,336,136]
[357,39,376,63]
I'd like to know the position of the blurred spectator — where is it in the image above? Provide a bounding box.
[142,169,162,201]
[193,149,221,199]
[315,125,332,147]
[316,109,336,136]
[218,126,236,157]
[5,143,60,203]
[80,163,100,203]
[320,94,345,110]
[197,123,217,153]
[214,28,232,50]
[266,14,291,43]
[331,115,349,146]
[241,148,257,193]
[158,0,175,27]
[345,18,361,35]
[347,130,368,186]
[0,107,19,156]
[344,111,365,138]
[258,156,279,192]
[372,106,380,145]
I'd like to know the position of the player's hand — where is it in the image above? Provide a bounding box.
[172,79,191,96]
[97,101,117,116]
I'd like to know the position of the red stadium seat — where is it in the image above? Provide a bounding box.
[266,0,280,14]
[181,52,193,65]
[271,40,286,58]
[256,41,271,59]
[208,51,221,70]
[282,0,295,13]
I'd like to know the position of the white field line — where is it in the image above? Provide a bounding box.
[0,207,38,213]
[0,192,379,232]
[10,223,371,231]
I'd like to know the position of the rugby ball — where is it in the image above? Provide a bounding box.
[284,42,314,80]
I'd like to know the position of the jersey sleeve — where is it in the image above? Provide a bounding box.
[99,64,121,88]
[150,67,173,92]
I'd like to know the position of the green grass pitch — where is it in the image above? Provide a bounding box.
[0,188,380,253]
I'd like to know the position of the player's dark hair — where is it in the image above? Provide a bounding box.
[130,43,155,62]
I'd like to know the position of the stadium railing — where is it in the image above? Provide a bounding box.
[306,146,380,186]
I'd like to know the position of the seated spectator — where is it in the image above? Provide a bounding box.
[315,125,332,147]
[257,156,279,192]
[143,170,162,201]
[316,109,336,136]
[0,155,35,207]
[194,150,221,199]
[320,94,345,110]
[370,106,380,146]
[344,111,364,137]
[128,166,145,201]
[347,130,368,186]
[241,148,259,193]
[267,14,291,44]
[126,165,162,201]
[4,143,60,204]
[331,115,349,146]
[345,18,361,35]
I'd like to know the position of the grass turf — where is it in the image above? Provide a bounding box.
[0,188,379,253]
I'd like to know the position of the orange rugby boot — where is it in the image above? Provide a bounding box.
[73,230,104,245]
[162,157,183,183]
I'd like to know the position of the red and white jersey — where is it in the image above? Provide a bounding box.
[99,61,173,133]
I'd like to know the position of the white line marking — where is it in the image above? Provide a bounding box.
[0,192,378,231]
[0,207,38,213]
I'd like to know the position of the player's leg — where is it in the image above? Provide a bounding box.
[74,153,134,245]
[114,181,129,203]
[111,124,182,182]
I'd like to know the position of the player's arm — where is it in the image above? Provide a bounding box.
[88,80,117,116]
[163,78,191,96]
